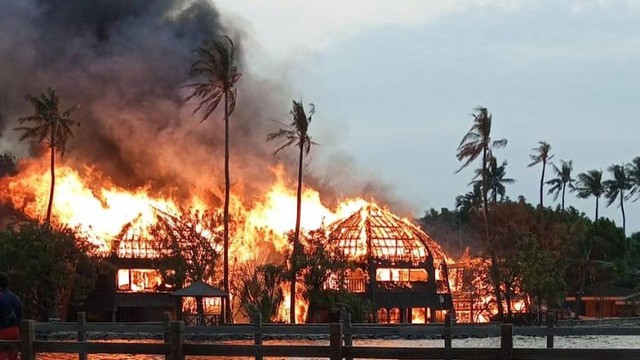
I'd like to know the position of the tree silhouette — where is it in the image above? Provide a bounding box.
[456,182,482,215]
[575,170,604,221]
[15,88,79,224]
[528,141,553,209]
[627,156,640,201]
[455,106,507,319]
[186,35,241,322]
[472,156,515,203]
[267,100,316,324]
[603,164,632,235]
[545,159,574,210]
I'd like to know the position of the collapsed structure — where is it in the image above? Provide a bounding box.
[329,204,454,323]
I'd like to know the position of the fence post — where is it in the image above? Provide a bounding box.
[253,312,263,360]
[163,312,171,360]
[546,310,555,349]
[77,311,87,360]
[169,321,184,360]
[500,323,513,360]
[329,322,343,360]
[20,320,36,360]
[341,310,353,360]
[443,312,453,360]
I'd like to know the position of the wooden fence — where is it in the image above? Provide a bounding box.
[0,312,639,360]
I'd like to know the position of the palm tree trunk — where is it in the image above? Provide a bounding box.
[561,183,566,210]
[223,93,231,323]
[539,162,545,209]
[595,196,599,222]
[46,140,55,224]
[482,146,504,320]
[620,191,626,236]
[290,139,304,324]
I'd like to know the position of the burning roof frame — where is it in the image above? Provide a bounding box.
[328,204,454,321]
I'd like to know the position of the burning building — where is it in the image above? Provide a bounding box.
[328,204,454,323]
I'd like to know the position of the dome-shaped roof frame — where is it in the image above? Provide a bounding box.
[328,204,447,264]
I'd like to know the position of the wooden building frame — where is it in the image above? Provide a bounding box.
[328,204,454,323]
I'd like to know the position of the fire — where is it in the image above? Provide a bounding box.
[0,155,373,322]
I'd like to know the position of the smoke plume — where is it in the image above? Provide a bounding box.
[0,0,407,213]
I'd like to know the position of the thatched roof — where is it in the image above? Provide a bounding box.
[172,281,228,297]
[329,204,448,264]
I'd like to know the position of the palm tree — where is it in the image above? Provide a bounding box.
[456,182,482,214]
[545,159,574,210]
[15,88,79,224]
[628,156,640,201]
[186,35,241,322]
[455,106,507,319]
[603,164,632,235]
[472,156,515,203]
[575,170,604,221]
[267,100,315,324]
[528,141,553,209]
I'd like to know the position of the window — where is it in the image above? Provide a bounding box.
[411,308,426,324]
[377,308,388,324]
[376,268,409,282]
[349,268,365,293]
[116,269,173,292]
[389,308,401,324]
[409,269,428,282]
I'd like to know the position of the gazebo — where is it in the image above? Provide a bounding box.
[172,281,228,325]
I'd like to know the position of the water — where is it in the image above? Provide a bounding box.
[35,336,640,359]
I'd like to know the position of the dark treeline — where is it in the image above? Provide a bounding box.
[420,106,640,319]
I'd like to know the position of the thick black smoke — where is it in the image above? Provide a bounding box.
[0,0,408,215]
[0,0,293,205]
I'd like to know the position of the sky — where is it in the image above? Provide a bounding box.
[215,0,640,234]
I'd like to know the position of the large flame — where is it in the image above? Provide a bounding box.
[0,156,372,322]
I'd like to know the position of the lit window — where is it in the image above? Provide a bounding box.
[409,269,428,282]
[389,308,401,324]
[116,268,173,292]
[377,308,388,324]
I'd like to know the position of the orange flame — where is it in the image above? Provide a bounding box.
[0,156,375,322]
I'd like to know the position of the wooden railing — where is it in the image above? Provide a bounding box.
[0,312,639,360]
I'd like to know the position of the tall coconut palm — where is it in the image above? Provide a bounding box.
[603,164,632,235]
[267,100,315,324]
[472,156,515,203]
[545,159,574,210]
[186,35,241,322]
[15,88,79,224]
[575,170,604,221]
[628,156,640,201]
[455,106,507,319]
[528,141,553,209]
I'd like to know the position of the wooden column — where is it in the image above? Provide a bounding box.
[163,312,172,360]
[546,310,556,348]
[169,321,184,360]
[329,323,343,360]
[253,312,263,360]
[20,320,35,360]
[341,311,353,360]
[500,323,513,360]
[77,312,87,360]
